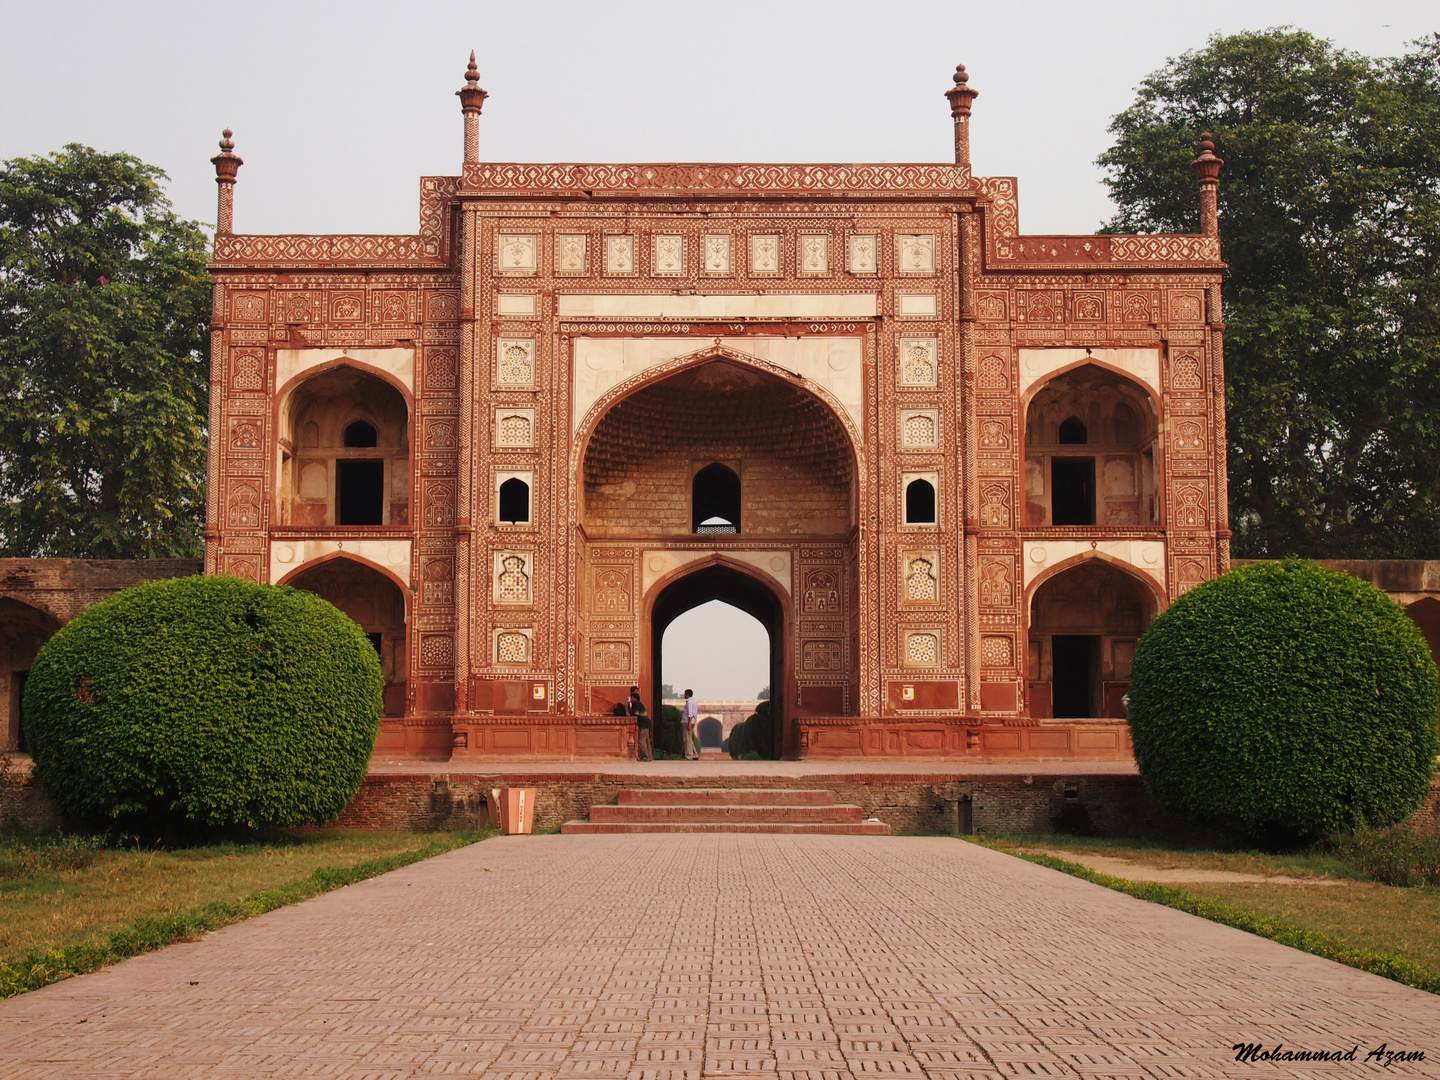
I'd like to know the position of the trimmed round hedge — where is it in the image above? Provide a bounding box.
[24,575,382,830]
[1128,560,1439,843]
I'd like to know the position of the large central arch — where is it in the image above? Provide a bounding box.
[648,561,787,759]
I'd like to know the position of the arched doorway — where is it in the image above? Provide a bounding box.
[698,717,723,748]
[649,564,786,758]
[1028,559,1158,719]
[278,366,410,527]
[1405,598,1440,672]
[1024,364,1159,528]
[0,598,62,751]
[285,557,408,718]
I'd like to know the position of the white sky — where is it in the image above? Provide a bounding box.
[663,602,769,701]
[0,0,1430,697]
[1,1,1431,237]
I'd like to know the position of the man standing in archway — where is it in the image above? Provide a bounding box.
[682,689,699,760]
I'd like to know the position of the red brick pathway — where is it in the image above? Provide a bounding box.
[0,836,1436,1077]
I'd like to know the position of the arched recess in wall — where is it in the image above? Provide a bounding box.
[698,716,723,748]
[647,558,790,759]
[1023,363,1160,529]
[1026,556,1162,720]
[580,356,857,537]
[281,555,408,719]
[1405,597,1440,671]
[277,365,411,528]
[0,597,63,752]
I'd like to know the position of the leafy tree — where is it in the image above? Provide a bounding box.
[1099,30,1440,558]
[0,145,211,557]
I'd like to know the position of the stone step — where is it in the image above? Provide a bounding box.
[590,803,864,824]
[616,788,836,807]
[560,820,892,835]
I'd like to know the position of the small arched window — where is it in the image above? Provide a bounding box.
[499,477,530,524]
[693,463,741,533]
[1058,417,1088,445]
[344,420,378,447]
[904,478,936,524]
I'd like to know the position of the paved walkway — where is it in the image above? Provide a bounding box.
[0,835,1437,1078]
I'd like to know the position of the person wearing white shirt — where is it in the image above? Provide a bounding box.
[682,689,700,760]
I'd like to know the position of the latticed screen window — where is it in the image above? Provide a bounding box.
[907,633,939,665]
[496,632,529,664]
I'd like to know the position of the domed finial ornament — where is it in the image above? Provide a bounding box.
[457,51,489,164]
[209,129,243,235]
[1190,131,1224,238]
[944,63,979,166]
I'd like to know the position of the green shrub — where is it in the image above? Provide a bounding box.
[1327,826,1440,887]
[1128,560,1439,845]
[727,700,776,760]
[656,704,683,757]
[24,575,382,831]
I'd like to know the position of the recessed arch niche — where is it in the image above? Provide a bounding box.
[279,366,410,527]
[582,359,854,537]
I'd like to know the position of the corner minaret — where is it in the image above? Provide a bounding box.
[457,52,489,164]
[1190,131,1224,237]
[210,129,242,235]
[944,64,978,168]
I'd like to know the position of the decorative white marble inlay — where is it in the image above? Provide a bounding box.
[906,631,940,666]
[897,337,938,387]
[497,234,538,274]
[898,294,938,317]
[703,234,732,274]
[495,294,537,316]
[605,234,635,274]
[896,234,936,273]
[798,234,829,275]
[494,550,533,604]
[495,408,536,447]
[899,409,939,449]
[848,234,879,274]
[496,338,536,386]
[653,234,683,275]
[750,234,780,274]
[556,234,587,274]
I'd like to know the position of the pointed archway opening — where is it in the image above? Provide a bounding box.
[286,557,407,718]
[1028,560,1156,719]
[0,598,62,752]
[651,564,785,759]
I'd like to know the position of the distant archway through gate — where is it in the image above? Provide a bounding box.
[649,563,786,758]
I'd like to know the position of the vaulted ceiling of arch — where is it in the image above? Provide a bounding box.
[584,361,852,485]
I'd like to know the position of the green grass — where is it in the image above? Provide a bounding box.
[0,829,494,998]
[969,835,1440,994]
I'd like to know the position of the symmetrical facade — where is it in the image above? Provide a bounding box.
[204,61,1229,760]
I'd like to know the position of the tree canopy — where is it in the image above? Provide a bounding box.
[0,145,211,558]
[1099,30,1440,558]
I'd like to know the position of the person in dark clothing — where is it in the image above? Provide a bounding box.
[630,687,653,761]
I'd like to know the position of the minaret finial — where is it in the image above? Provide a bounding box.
[944,64,979,168]
[1190,130,1224,237]
[457,51,489,165]
[210,129,243,235]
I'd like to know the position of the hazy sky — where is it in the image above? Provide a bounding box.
[1,1,1431,698]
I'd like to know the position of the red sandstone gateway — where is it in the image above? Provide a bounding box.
[203,58,1228,762]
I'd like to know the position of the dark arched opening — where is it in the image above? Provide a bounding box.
[0,598,62,752]
[693,463,741,533]
[1058,417,1088,444]
[1029,560,1156,719]
[698,716,723,748]
[499,477,531,525]
[343,420,378,447]
[905,479,936,525]
[651,564,784,758]
[287,558,407,719]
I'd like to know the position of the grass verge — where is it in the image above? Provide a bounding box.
[967,837,1440,995]
[0,830,492,999]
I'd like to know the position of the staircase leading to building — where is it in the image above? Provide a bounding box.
[560,788,890,834]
